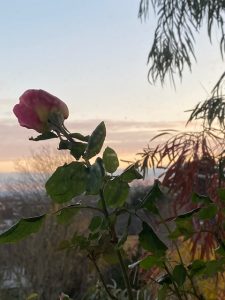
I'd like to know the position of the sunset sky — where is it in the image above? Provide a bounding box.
[1,0,225,172]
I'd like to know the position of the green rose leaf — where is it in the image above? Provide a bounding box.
[89,216,103,232]
[58,140,70,150]
[83,121,106,159]
[189,260,206,277]
[120,164,143,183]
[173,264,187,286]
[139,222,168,256]
[46,162,87,203]
[70,142,87,160]
[215,243,225,256]
[72,234,90,250]
[103,178,129,208]
[168,228,183,240]
[69,132,89,142]
[58,140,87,160]
[0,215,45,244]
[169,218,194,240]
[218,188,225,203]
[197,203,218,220]
[158,285,168,300]
[56,205,81,224]
[189,259,225,277]
[29,131,58,141]
[192,193,212,205]
[176,207,201,219]
[88,231,101,241]
[86,158,104,195]
[103,147,119,173]
[204,259,225,277]
[139,255,164,269]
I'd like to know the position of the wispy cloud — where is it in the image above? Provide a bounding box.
[0,119,186,172]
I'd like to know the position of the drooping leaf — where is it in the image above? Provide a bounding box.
[46,162,87,203]
[29,131,58,141]
[173,264,187,286]
[103,147,119,173]
[83,121,106,159]
[56,205,81,224]
[140,180,164,214]
[139,222,168,256]
[120,164,143,183]
[117,214,131,248]
[103,178,129,208]
[86,158,104,195]
[0,215,45,244]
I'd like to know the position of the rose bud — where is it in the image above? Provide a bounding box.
[13,89,69,133]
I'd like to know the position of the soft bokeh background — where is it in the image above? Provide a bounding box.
[0,0,224,172]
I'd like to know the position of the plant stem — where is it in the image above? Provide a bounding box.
[163,263,183,300]
[100,189,133,300]
[158,213,200,299]
[116,249,134,300]
[90,255,117,300]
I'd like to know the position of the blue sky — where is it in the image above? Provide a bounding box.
[0,0,225,171]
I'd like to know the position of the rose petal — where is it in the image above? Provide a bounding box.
[19,89,69,119]
[13,103,43,133]
[14,89,69,133]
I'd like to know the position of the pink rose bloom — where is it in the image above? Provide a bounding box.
[13,89,69,133]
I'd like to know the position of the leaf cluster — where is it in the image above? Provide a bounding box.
[139,0,225,84]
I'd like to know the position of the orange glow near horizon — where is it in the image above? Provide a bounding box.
[0,161,17,173]
[0,119,188,173]
[0,152,138,173]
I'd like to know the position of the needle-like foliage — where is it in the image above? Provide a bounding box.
[139,0,225,84]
